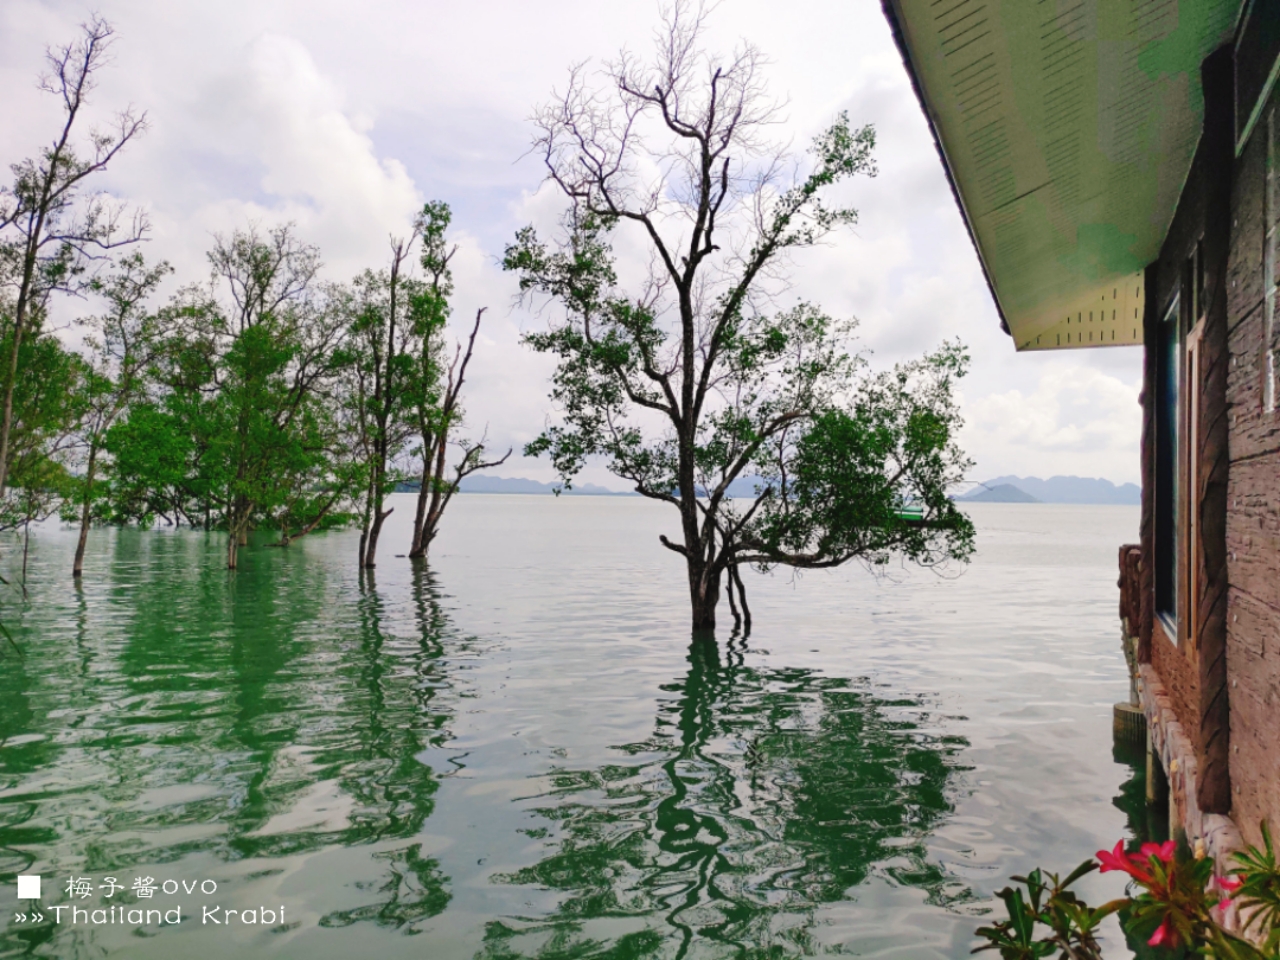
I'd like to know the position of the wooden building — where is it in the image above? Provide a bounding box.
[880,0,1279,867]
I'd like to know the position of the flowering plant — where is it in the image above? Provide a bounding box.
[1230,823,1280,956]
[974,824,1280,959]
[972,860,1125,959]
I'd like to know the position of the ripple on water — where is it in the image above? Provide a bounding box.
[0,499,1145,959]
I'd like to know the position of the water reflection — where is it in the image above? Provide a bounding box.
[2,500,1144,959]
[314,570,455,929]
[0,531,477,954]
[1110,741,1168,853]
[482,637,973,959]
[1110,742,1175,960]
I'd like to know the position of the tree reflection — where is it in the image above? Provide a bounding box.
[311,567,459,929]
[1110,741,1172,960]
[0,532,477,952]
[1110,740,1168,852]
[481,637,972,959]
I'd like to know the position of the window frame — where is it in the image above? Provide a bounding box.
[1154,292,1181,639]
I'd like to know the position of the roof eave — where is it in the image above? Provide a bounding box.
[879,0,1012,339]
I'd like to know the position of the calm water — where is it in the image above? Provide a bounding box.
[0,497,1149,959]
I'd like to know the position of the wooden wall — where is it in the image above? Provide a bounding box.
[1224,44,1280,849]
[1141,48,1237,817]
[1139,14,1280,837]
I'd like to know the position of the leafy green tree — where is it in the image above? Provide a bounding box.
[0,304,90,585]
[340,240,424,568]
[102,294,229,531]
[336,204,508,569]
[64,252,171,577]
[121,226,349,567]
[506,2,974,632]
[0,16,147,500]
[101,398,200,528]
[406,202,508,561]
[207,226,349,566]
[729,341,976,620]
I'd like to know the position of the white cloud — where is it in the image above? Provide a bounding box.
[134,33,423,282]
[0,0,1145,489]
[962,362,1142,482]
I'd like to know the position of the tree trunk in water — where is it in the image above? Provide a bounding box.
[408,474,431,559]
[363,507,392,568]
[688,558,721,633]
[358,474,375,567]
[363,440,391,567]
[417,508,444,559]
[72,446,99,579]
[228,501,246,569]
[418,482,453,562]
[410,448,444,560]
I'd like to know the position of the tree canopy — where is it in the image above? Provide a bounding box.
[1,10,973,627]
[506,1,974,632]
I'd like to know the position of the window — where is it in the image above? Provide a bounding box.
[1154,295,1181,632]
[1186,247,1206,652]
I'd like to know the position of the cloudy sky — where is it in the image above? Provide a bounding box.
[0,0,1144,488]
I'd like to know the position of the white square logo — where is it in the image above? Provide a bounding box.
[16,875,41,900]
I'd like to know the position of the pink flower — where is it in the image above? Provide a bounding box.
[1148,918,1173,947]
[1139,841,1176,864]
[1218,875,1243,894]
[1096,840,1153,883]
[1097,841,1130,873]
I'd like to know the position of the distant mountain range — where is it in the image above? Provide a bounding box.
[397,473,770,497]
[965,483,1040,503]
[959,475,1140,505]
[459,475,629,495]
[395,474,629,495]
[401,472,1139,504]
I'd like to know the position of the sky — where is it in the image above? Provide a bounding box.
[0,0,1145,489]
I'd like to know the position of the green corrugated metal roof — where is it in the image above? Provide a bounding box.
[883,0,1240,350]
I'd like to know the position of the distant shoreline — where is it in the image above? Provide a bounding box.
[391,470,1141,506]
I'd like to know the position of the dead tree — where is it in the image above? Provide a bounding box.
[408,309,510,560]
[0,16,148,498]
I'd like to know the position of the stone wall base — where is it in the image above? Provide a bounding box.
[1135,657,1248,933]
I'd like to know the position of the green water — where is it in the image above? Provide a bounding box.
[0,497,1145,958]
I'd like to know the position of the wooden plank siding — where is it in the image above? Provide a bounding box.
[1140,47,1235,816]
[1134,13,1280,849]
[1195,49,1233,817]
[1224,23,1280,845]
